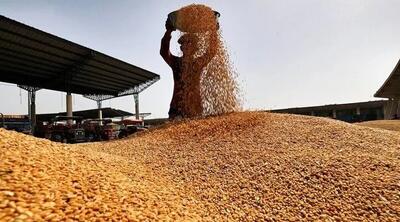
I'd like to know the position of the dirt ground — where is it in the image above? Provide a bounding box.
[1,112,399,221]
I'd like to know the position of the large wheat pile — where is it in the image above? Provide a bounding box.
[1,112,400,221]
[0,130,203,221]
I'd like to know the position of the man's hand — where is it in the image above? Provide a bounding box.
[165,19,176,31]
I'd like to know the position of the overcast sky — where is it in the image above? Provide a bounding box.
[1,0,400,118]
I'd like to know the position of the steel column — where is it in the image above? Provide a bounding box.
[134,93,139,120]
[18,85,40,134]
[97,101,103,125]
[66,92,73,125]
[28,91,31,120]
[30,91,36,130]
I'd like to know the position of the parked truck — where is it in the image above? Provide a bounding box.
[0,114,32,134]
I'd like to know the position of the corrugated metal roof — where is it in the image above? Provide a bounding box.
[375,59,400,98]
[0,15,160,96]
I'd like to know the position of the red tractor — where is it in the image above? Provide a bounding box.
[82,119,120,141]
[101,123,120,140]
[41,116,86,143]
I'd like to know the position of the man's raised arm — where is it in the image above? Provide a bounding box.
[160,21,176,67]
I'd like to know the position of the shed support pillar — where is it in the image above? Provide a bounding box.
[397,99,400,118]
[134,93,139,120]
[97,101,103,125]
[30,91,36,133]
[18,86,40,134]
[28,91,31,121]
[384,98,400,119]
[66,92,73,125]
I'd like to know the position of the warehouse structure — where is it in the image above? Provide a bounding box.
[374,59,400,119]
[274,59,400,122]
[272,100,386,123]
[0,15,160,132]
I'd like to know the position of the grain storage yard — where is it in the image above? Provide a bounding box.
[1,2,400,221]
[1,112,399,221]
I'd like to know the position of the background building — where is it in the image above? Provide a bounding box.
[272,100,386,123]
[374,59,400,119]
[273,59,400,123]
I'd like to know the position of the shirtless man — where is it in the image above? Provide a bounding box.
[160,20,217,119]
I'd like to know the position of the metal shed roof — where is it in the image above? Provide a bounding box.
[375,59,400,98]
[0,15,160,96]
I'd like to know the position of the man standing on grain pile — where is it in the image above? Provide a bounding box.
[160,20,217,119]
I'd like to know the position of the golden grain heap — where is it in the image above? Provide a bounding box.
[0,129,203,221]
[1,112,399,221]
[356,120,400,132]
[176,4,241,117]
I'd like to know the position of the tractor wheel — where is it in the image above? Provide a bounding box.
[86,134,95,142]
[51,134,63,142]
